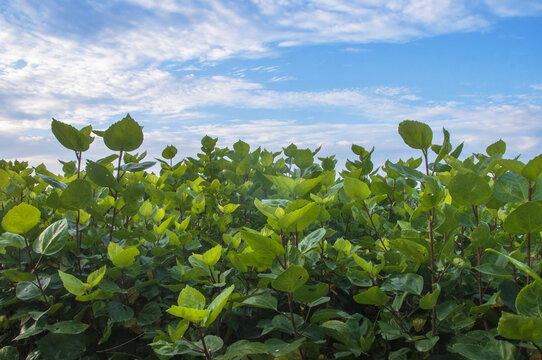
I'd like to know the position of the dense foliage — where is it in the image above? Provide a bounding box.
[0,115,541,360]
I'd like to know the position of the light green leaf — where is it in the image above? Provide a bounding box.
[486,139,506,156]
[485,249,541,282]
[204,285,235,327]
[45,320,89,334]
[522,153,542,182]
[107,242,139,268]
[193,245,222,267]
[1,203,41,234]
[515,280,542,317]
[86,265,107,288]
[448,172,492,206]
[503,201,542,234]
[388,238,428,263]
[216,340,268,360]
[420,284,441,310]
[343,177,370,201]
[278,202,320,233]
[0,232,26,249]
[58,271,86,296]
[1,270,35,282]
[103,114,143,152]
[498,312,542,342]
[398,120,433,150]
[241,228,285,258]
[167,306,210,322]
[271,265,309,293]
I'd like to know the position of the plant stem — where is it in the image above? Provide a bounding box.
[23,235,50,306]
[427,208,436,336]
[287,293,300,337]
[196,326,213,360]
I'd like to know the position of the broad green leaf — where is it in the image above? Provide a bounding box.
[515,280,542,317]
[139,201,153,217]
[293,282,329,303]
[497,312,542,342]
[486,139,506,156]
[503,201,542,234]
[240,291,277,310]
[278,202,320,233]
[103,114,143,152]
[45,320,89,334]
[233,140,250,157]
[60,179,92,209]
[16,281,42,301]
[162,144,177,159]
[352,253,378,276]
[293,175,324,197]
[241,228,285,258]
[272,265,309,293]
[216,340,268,360]
[448,172,491,206]
[86,161,120,190]
[381,273,424,295]
[494,172,529,203]
[107,242,139,268]
[353,286,389,306]
[450,343,497,360]
[193,245,222,267]
[415,336,439,352]
[86,265,107,288]
[294,148,313,169]
[51,119,94,152]
[119,161,156,172]
[33,219,68,255]
[167,306,210,322]
[420,284,441,310]
[36,333,86,360]
[343,177,370,201]
[388,238,428,263]
[0,232,26,249]
[177,285,206,309]
[107,301,134,322]
[1,203,41,234]
[299,228,326,253]
[1,270,35,282]
[37,173,67,190]
[58,271,86,296]
[168,319,189,342]
[486,249,541,282]
[470,222,491,248]
[398,120,433,150]
[265,175,296,194]
[265,338,305,358]
[522,154,542,182]
[320,320,351,345]
[137,302,162,326]
[204,285,235,327]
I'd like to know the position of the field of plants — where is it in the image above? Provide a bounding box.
[0,115,541,359]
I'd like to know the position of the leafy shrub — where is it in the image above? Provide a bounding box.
[0,115,541,359]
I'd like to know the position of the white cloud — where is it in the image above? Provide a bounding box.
[484,0,542,17]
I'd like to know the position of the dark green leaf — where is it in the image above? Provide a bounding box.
[103,114,143,152]
[51,119,93,152]
[36,333,85,360]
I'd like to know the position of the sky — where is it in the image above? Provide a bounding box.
[1,0,541,173]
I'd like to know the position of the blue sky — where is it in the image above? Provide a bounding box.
[1,0,541,172]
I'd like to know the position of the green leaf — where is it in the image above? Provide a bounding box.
[293,283,329,304]
[193,245,222,267]
[343,177,370,201]
[0,232,26,249]
[1,203,41,234]
[216,340,268,360]
[119,161,156,172]
[167,306,209,322]
[37,173,67,190]
[299,228,326,253]
[398,120,433,150]
[522,153,542,182]
[240,291,277,310]
[36,333,86,360]
[265,338,305,358]
[107,242,139,268]
[1,270,35,282]
[450,343,497,360]
[293,148,313,169]
[176,285,206,309]
[388,238,428,263]
[494,172,529,203]
[137,302,162,325]
[33,219,68,255]
[241,228,285,258]
[448,172,492,206]
[86,265,107,288]
[486,139,506,156]
[204,285,235,327]
[0,346,18,360]
[278,202,320,233]
[486,249,541,282]
[470,222,491,248]
[162,145,177,159]
[60,179,92,209]
[58,271,87,296]
[272,265,309,293]
[497,312,542,342]
[420,284,441,310]
[51,119,94,152]
[168,319,189,342]
[515,280,542,317]
[381,273,424,295]
[45,320,89,334]
[353,286,389,306]
[103,114,143,152]
[503,201,542,234]
[107,301,134,322]
[415,336,439,352]
[85,161,120,190]
[16,281,42,301]
[320,320,351,345]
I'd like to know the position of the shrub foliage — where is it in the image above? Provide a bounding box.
[0,115,541,359]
